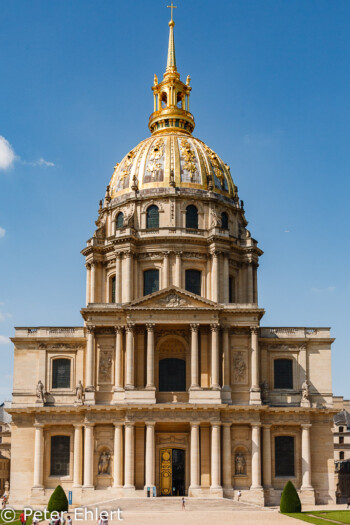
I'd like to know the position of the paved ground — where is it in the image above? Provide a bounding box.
[70,498,297,524]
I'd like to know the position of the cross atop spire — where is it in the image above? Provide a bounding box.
[167,2,177,22]
[166,2,177,72]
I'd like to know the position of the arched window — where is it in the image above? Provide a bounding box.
[116,212,124,229]
[161,92,167,108]
[186,205,198,229]
[50,435,70,476]
[275,436,294,477]
[185,269,201,296]
[146,205,159,229]
[159,358,186,392]
[52,359,71,389]
[221,212,229,229]
[143,269,159,296]
[274,359,293,389]
[111,276,116,303]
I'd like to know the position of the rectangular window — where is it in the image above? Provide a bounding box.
[52,359,71,389]
[274,359,293,389]
[111,276,116,303]
[143,269,159,296]
[275,436,295,477]
[339,436,344,444]
[50,436,70,476]
[185,269,201,296]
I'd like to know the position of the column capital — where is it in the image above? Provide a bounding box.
[301,423,312,429]
[86,325,96,335]
[211,422,222,428]
[113,421,124,428]
[124,250,133,259]
[210,323,220,332]
[114,325,124,334]
[125,323,135,333]
[163,251,170,258]
[190,323,199,332]
[145,421,156,427]
[115,251,122,259]
[190,421,200,428]
[84,422,95,428]
[250,326,259,335]
[125,421,135,428]
[73,423,84,429]
[222,422,232,428]
[262,424,272,430]
[146,323,155,332]
[85,263,91,270]
[175,251,183,258]
[251,422,262,429]
[33,423,44,429]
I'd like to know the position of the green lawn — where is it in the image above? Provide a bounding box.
[285,510,350,525]
[0,510,45,525]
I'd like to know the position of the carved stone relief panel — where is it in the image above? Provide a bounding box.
[232,350,248,385]
[98,345,114,384]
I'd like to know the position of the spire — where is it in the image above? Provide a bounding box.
[166,2,177,72]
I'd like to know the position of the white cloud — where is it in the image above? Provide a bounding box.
[0,227,5,238]
[284,230,290,233]
[23,157,55,168]
[0,336,10,345]
[311,286,336,293]
[0,136,16,171]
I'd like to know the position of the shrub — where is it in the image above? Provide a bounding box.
[47,485,68,513]
[280,480,301,513]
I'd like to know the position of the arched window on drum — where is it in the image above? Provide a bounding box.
[116,212,124,229]
[186,205,198,229]
[146,205,159,229]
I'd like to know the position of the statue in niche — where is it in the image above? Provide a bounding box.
[98,451,111,475]
[36,380,45,403]
[75,380,84,403]
[301,379,310,401]
[235,452,246,475]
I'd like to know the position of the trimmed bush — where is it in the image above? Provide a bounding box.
[47,485,68,513]
[280,481,301,513]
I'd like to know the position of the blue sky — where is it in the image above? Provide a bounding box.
[0,0,349,400]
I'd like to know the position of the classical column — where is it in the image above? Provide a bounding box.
[211,252,219,302]
[145,422,155,488]
[115,252,122,303]
[125,251,133,302]
[210,324,220,389]
[210,423,221,489]
[250,327,261,404]
[251,424,262,489]
[190,423,200,489]
[301,424,312,489]
[85,264,91,305]
[100,262,106,303]
[175,251,182,287]
[146,324,155,389]
[124,422,135,488]
[113,423,124,488]
[223,254,229,303]
[114,326,124,391]
[73,424,83,487]
[222,423,232,492]
[125,324,135,389]
[262,425,272,488]
[247,263,254,303]
[33,424,44,488]
[90,262,96,303]
[222,327,231,390]
[253,264,258,304]
[190,324,200,389]
[86,326,95,390]
[163,251,170,288]
[83,423,94,488]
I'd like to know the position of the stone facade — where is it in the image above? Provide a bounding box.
[8,10,336,509]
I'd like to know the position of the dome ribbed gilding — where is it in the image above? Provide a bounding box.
[109,133,236,200]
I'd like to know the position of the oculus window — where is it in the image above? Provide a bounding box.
[50,435,70,477]
[52,359,71,389]
[146,205,159,229]
[186,205,198,229]
[143,269,159,296]
[185,269,201,296]
[275,436,295,477]
[159,358,186,392]
[116,212,124,229]
[274,359,293,389]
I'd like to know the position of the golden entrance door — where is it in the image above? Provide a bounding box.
[160,448,172,496]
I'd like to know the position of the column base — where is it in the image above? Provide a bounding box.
[300,487,315,505]
[223,486,234,498]
[188,486,203,497]
[221,389,232,404]
[249,389,261,405]
[84,390,95,405]
[145,385,156,391]
[123,485,136,496]
[82,485,95,490]
[210,486,223,497]
[31,486,44,492]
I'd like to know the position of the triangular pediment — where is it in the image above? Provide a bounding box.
[127,286,220,309]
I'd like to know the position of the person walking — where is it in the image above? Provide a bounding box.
[237,490,242,502]
[347,495,350,509]
[19,512,26,525]
[182,497,185,510]
[67,516,73,525]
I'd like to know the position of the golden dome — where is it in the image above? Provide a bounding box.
[108,7,237,201]
[109,133,236,199]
